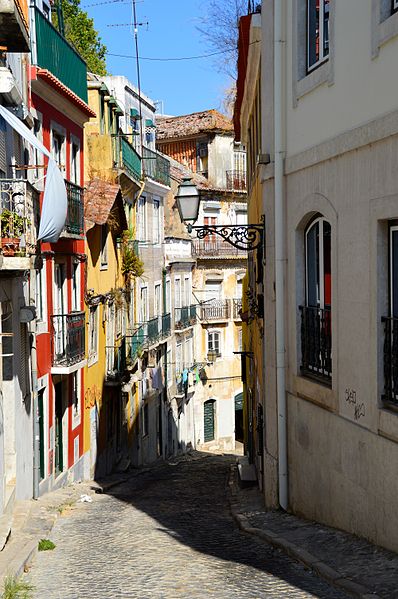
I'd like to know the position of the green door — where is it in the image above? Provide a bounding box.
[204,400,215,442]
[38,389,45,480]
[54,383,63,476]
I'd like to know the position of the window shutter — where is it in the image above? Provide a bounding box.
[0,117,7,176]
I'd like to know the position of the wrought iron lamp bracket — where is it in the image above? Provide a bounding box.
[187,215,265,252]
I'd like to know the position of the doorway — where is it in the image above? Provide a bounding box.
[234,392,244,443]
[203,399,216,442]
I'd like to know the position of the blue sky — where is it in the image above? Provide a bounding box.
[81,0,231,116]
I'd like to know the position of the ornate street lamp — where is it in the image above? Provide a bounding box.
[175,177,264,252]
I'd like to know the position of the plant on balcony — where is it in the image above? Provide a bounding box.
[121,231,144,281]
[0,210,29,256]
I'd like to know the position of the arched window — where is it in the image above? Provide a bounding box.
[300,216,332,382]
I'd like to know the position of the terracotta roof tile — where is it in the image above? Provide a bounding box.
[84,178,121,227]
[156,109,233,141]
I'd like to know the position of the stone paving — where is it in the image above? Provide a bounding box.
[25,454,347,599]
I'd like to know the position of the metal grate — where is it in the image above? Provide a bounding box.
[299,305,332,383]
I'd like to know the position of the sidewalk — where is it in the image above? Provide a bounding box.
[228,464,398,599]
[0,472,128,586]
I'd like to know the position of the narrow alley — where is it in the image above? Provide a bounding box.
[26,454,347,599]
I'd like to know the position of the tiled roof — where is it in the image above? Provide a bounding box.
[156,109,234,141]
[166,154,209,190]
[84,178,122,229]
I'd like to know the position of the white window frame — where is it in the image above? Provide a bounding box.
[153,197,160,245]
[176,342,182,376]
[137,196,147,242]
[69,134,81,185]
[184,275,191,307]
[88,305,99,366]
[140,285,149,323]
[167,347,172,386]
[71,259,81,312]
[154,281,162,317]
[50,122,66,175]
[174,277,181,309]
[207,329,221,358]
[165,277,171,313]
[36,258,47,334]
[100,224,108,270]
[307,0,330,73]
[305,216,331,310]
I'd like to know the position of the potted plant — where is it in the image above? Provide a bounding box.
[0,209,26,256]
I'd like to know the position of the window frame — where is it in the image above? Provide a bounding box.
[307,0,330,74]
[153,197,160,245]
[305,216,331,310]
[393,0,398,13]
[69,134,81,186]
[50,122,66,174]
[137,196,147,242]
[100,224,108,270]
[207,330,221,358]
[88,305,99,366]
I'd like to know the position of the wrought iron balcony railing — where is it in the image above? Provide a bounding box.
[105,337,127,381]
[0,179,40,257]
[126,325,146,363]
[175,305,197,329]
[51,311,85,367]
[299,305,332,384]
[113,136,142,182]
[162,312,171,337]
[34,7,88,102]
[192,239,247,258]
[233,298,243,319]
[64,180,84,236]
[226,170,247,191]
[201,299,230,321]
[382,316,398,406]
[142,146,170,186]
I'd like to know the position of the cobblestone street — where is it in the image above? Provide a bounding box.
[26,454,348,599]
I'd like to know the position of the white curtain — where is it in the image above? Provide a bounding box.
[0,105,67,242]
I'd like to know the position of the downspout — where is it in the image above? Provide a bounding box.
[274,0,288,509]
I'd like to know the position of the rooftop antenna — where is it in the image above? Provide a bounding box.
[132,0,144,161]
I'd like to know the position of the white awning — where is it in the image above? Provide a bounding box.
[0,105,67,243]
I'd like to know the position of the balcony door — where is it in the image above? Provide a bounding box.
[306,217,331,309]
[54,264,66,359]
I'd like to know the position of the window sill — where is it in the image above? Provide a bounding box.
[88,355,98,367]
[100,265,108,271]
[293,374,337,412]
[372,4,398,57]
[295,59,332,105]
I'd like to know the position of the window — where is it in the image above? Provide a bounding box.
[393,0,398,13]
[174,277,181,309]
[167,347,172,385]
[71,261,80,312]
[1,305,13,381]
[70,139,80,185]
[88,306,99,365]
[307,0,330,72]
[100,224,108,269]
[184,276,191,306]
[52,129,65,172]
[140,286,148,323]
[142,403,149,437]
[36,262,46,323]
[154,283,162,317]
[300,216,332,381]
[186,335,193,368]
[153,198,160,244]
[137,197,147,241]
[205,280,222,302]
[72,371,81,428]
[176,342,182,375]
[33,117,42,181]
[99,94,105,134]
[238,328,243,351]
[207,331,221,358]
[165,278,171,313]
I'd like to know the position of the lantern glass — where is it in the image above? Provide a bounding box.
[175,178,200,224]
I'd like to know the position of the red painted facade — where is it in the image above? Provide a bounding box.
[31,83,87,484]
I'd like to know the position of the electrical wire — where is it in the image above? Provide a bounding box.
[81,0,131,7]
[105,47,237,61]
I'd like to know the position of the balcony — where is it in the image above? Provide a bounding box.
[175,305,197,330]
[0,179,40,268]
[233,298,243,320]
[64,180,84,237]
[142,146,170,187]
[382,316,398,406]
[113,136,142,183]
[226,170,247,192]
[126,325,146,364]
[51,311,85,372]
[0,0,29,52]
[299,305,332,384]
[201,300,230,322]
[106,337,127,382]
[34,7,87,102]
[192,239,247,258]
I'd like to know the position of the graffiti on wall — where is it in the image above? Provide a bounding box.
[344,388,365,421]
[84,385,101,410]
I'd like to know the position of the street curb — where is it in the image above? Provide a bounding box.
[228,467,380,599]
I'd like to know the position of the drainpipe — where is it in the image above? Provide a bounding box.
[274,0,288,510]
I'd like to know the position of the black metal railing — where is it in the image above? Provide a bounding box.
[299,305,332,383]
[105,337,127,381]
[226,170,247,191]
[162,312,171,337]
[192,239,247,258]
[64,180,84,236]
[201,299,230,321]
[126,325,146,363]
[233,298,243,319]
[175,305,197,329]
[51,311,85,367]
[382,316,398,405]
